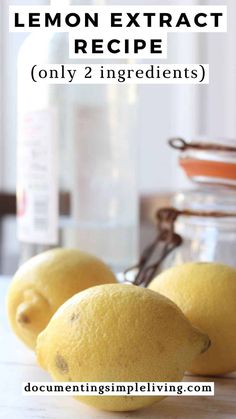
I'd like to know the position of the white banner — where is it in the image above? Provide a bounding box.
[29,63,209,85]
[9,6,227,33]
[22,381,215,397]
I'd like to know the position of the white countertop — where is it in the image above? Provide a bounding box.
[0,277,235,419]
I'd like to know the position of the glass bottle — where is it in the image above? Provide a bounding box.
[164,138,236,268]
[17,0,138,273]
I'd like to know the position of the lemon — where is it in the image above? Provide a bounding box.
[149,262,236,376]
[36,284,209,412]
[7,248,116,350]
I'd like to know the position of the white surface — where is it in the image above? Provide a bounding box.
[0,277,235,419]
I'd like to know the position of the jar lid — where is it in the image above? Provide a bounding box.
[169,137,236,187]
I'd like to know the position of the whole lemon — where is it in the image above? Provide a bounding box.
[36,284,209,412]
[7,248,116,350]
[149,262,236,376]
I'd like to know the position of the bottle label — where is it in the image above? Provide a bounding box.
[17,109,59,244]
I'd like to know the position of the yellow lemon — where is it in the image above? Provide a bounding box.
[7,248,116,350]
[149,262,236,376]
[36,284,209,412]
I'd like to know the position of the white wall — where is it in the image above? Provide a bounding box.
[138,0,235,193]
[0,1,6,187]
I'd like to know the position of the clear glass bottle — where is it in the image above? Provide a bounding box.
[17,0,138,273]
[164,138,236,268]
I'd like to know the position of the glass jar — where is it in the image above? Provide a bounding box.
[165,138,236,268]
[17,0,138,273]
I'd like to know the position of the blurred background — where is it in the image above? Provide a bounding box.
[0,0,234,274]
